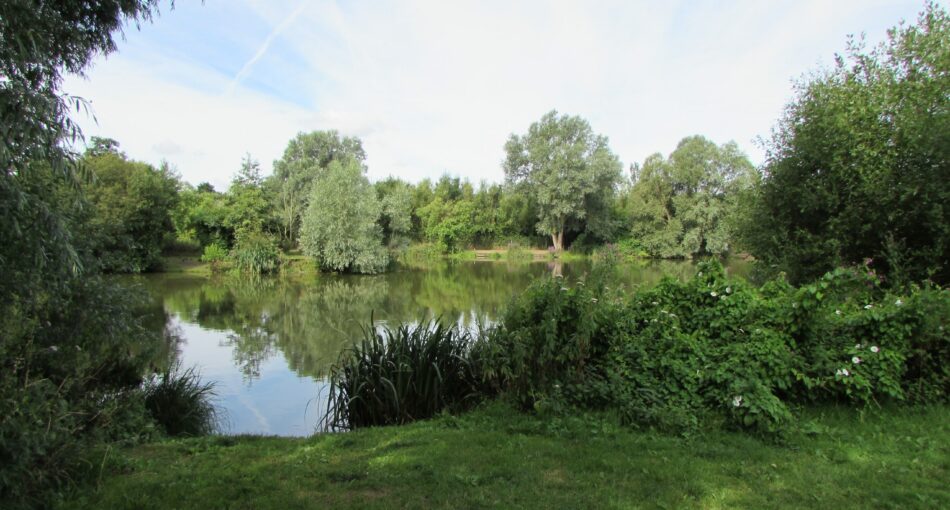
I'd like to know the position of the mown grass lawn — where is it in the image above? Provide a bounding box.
[61,403,948,509]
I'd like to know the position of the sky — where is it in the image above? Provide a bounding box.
[64,0,934,191]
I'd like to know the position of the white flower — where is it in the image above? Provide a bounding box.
[591,298,598,303]
[836,368,850,377]
[864,304,873,310]
[651,301,659,306]
[855,343,862,349]
[561,287,568,291]
[726,287,732,294]
[852,356,862,364]
[710,291,718,297]
[698,271,703,277]
[49,345,58,352]
[835,309,842,316]
[732,395,743,407]
[870,346,879,353]
[894,299,903,306]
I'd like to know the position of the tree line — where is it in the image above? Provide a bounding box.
[80,123,759,274]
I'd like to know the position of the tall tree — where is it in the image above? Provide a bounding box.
[628,136,756,258]
[299,158,388,274]
[503,110,622,251]
[269,131,366,246]
[81,147,179,272]
[741,3,950,284]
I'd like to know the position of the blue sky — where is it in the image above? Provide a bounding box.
[64,0,934,190]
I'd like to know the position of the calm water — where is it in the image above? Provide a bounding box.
[138,259,749,436]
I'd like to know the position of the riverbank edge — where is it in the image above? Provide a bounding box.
[60,402,949,509]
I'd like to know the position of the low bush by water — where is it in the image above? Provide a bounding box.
[334,260,949,436]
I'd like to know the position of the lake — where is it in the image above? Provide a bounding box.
[138,258,750,436]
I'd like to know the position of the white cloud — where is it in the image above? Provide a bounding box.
[64,0,928,189]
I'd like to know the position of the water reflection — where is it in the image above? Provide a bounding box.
[136,258,749,435]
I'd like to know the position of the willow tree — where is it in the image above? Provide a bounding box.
[269,131,366,247]
[299,158,388,274]
[627,136,756,258]
[503,110,622,251]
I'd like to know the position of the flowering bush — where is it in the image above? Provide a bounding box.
[482,260,949,436]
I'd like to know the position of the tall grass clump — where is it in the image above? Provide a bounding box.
[144,362,221,437]
[324,320,482,430]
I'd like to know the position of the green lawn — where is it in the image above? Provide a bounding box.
[62,403,949,509]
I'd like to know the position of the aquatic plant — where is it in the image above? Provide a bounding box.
[324,319,482,430]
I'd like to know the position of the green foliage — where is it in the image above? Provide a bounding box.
[324,320,482,429]
[397,242,446,266]
[0,2,165,507]
[230,230,281,274]
[481,260,949,436]
[300,159,389,274]
[626,136,756,258]
[0,277,165,508]
[741,3,950,285]
[476,272,620,410]
[269,131,367,246]
[144,362,220,437]
[200,242,228,271]
[504,110,623,250]
[81,150,180,273]
[375,178,413,248]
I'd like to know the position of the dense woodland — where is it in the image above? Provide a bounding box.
[1,1,948,508]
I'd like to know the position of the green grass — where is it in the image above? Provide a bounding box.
[61,402,948,509]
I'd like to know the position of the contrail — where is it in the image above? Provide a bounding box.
[225,0,310,94]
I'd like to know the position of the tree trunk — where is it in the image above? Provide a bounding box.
[551,231,564,252]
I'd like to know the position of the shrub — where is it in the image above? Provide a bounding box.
[200,242,228,271]
[483,260,949,436]
[324,320,482,430]
[230,230,281,274]
[477,272,622,410]
[143,362,220,437]
[397,242,445,267]
[0,277,162,508]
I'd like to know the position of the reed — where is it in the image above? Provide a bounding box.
[323,319,482,430]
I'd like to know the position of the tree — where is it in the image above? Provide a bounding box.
[627,136,756,258]
[82,149,180,272]
[0,2,165,505]
[375,178,413,248]
[504,110,622,251]
[300,159,388,274]
[269,131,366,246]
[226,154,272,234]
[741,3,950,285]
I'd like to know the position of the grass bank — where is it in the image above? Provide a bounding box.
[61,402,948,509]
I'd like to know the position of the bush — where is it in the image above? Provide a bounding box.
[482,260,949,436]
[143,362,220,437]
[200,243,228,271]
[477,271,622,411]
[324,320,482,430]
[230,230,281,274]
[0,277,163,508]
[397,242,445,267]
